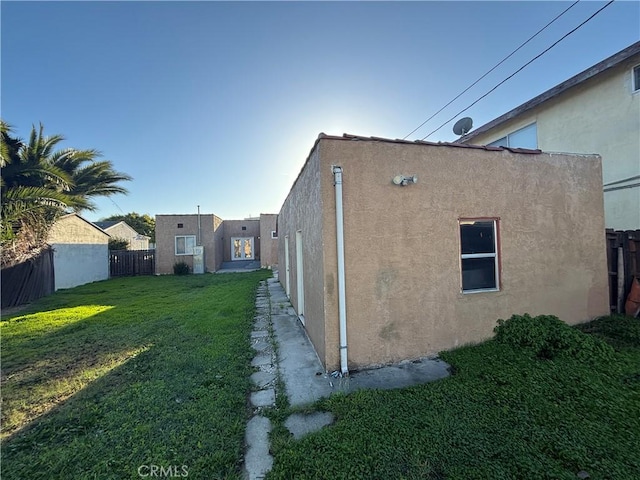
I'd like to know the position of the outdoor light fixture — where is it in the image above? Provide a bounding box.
[392,175,418,186]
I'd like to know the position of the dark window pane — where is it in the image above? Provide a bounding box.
[461,222,495,254]
[634,65,640,92]
[462,257,496,291]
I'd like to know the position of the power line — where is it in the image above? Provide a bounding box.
[420,0,615,141]
[402,0,581,140]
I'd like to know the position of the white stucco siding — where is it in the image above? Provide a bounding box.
[52,243,109,290]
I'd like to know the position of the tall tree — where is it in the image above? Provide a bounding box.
[1,121,131,267]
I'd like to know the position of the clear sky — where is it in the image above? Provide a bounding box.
[2,1,639,222]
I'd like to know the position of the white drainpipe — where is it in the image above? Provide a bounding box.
[332,165,349,375]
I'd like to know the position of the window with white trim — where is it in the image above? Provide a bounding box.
[175,235,196,255]
[271,230,278,239]
[488,123,537,149]
[460,219,500,293]
[633,65,640,93]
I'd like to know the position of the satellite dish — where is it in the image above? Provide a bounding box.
[453,117,473,136]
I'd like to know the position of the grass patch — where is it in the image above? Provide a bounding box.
[1,271,271,479]
[268,315,640,479]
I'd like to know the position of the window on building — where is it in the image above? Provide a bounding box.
[488,123,537,149]
[460,219,500,293]
[175,235,196,255]
[271,230,278,239]
[177,223,183,228]
[633,65,640,93]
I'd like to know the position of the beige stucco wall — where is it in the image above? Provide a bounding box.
[103,222,150,250]
[278,147,328,366]
[222,219,261,262]
[49,214,110,244]
[463,55,640,230]
[259,214,278,268]
[284,138,609,371]
[155,214,222,274]
[48,214,110,290]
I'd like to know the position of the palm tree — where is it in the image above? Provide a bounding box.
[1,121,131,266]
[49,147,131,212]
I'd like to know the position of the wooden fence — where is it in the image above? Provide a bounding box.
[606,230,640,314]
[109,249,155,277]
[1,247,55,308]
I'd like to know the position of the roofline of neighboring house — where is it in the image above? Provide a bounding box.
[55,213,111,238]
[281,132,543,209]
[457,41,640,143]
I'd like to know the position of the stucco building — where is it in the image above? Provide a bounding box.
[48,213,110,290]
[278,133,610,373]
[155,213,277,274]
[458,41,640,230]
[94,220,150,250]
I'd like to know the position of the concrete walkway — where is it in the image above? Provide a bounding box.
[243,273,451,479]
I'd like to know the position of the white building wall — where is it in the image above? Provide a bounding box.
[48,214,110,290]
[52,244,109,290]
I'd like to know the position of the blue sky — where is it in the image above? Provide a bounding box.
[2,1,639,222]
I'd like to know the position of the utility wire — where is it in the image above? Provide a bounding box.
[402,0,581,140]
[420,0,615,141]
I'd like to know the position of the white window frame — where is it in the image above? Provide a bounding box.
[271,230,278,239]
[633,65,640,93]
[175,235,196,255]
[459,219,500,294]
[488,122,537,149]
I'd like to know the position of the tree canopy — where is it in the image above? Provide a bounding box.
[1,121,132,267]
[101,212,155,243]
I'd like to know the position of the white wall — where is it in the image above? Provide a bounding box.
[52,243,109,290]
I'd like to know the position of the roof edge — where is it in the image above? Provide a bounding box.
[457,41,640,143]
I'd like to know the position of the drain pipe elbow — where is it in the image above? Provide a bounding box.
[332,165,349,376]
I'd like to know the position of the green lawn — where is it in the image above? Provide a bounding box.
[1,271,271,480]
[268,315,640,480]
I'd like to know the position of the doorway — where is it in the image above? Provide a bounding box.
[231,237,254,260]
[284,235,291,298]
[295,230,305,323]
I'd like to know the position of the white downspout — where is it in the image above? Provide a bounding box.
[332,166,349,376]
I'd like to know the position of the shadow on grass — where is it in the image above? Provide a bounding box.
[1,271,272,480]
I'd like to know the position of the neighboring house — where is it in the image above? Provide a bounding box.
[94,221,151,250]
[47,213,110,290]
[458,41,640,230]
[155,213,278,274]
[278,133,609,373]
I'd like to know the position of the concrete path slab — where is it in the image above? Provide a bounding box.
[250,389,276,408]
[244,416,273,480]
[266,275,451,406]
[284,412,335,439]
[250,371,276,389]
[271,313,335,407]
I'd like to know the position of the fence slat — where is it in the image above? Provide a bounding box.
[109,250,155,277]
[606,229,640,314]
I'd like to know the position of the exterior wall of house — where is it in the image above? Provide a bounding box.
[155,214,222,274]
[278,147,328,366]
[259,213,279,268]
[222,219,261,262]
[48,214,109,290]
[104,222,150,250]
[282,137,610,371]
[462,54,640,230]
